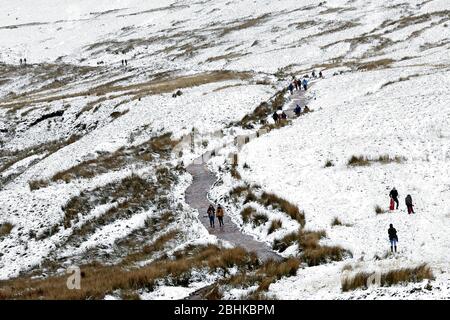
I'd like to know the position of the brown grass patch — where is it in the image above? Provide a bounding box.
[221,14,270,36]
[342,264,434,292]
[259,192,305,227]
[0,222,14,238]
[0,244,259,299]
[356,58,395,71]
[268,219,282,234]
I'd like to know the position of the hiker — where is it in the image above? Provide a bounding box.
[389,187,399,210]
[207,204,215,228]
[303,105,310,113]
[294,104,301,116]
[272,111,279,123]
[312,70,316,78]
[388,224,398,253]
[24,58,27,65]
[405,194,415,214]
[281,111,287,120]
[293,78,299,91]
[216,205,224,227]
[319,71,323,78]
[19,58,22,65]
[302,78,308,91]
[121,59,124,66]
[288,83,294,95]
[125,59,128,66]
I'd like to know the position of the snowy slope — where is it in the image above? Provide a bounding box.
[0,0,449,299]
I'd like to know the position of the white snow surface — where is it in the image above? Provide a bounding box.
[0,0,449,299]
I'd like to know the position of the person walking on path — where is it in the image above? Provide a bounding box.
[216,205,224,227]
[272,111,279,124]
[319,70,323,78]
[389,187,399,210]
[207,204,215,228]
[288,83,294,95]
[388,224,398,253]
[405,194,415,214]
[302,78,308,91]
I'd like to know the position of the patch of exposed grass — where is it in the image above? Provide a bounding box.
[0,244,258,299]
[375,205,387,215]
[324,159,334,167]
[273,229,349,266]
[356,58,395,71]
[348,155,371,166]
[259,192,305,227]
[220,14,270,37]
[341,264,434,292]
[268,219,282,234]
[0,222,14,238]
[240,207,256,224]
[252,213,269,227]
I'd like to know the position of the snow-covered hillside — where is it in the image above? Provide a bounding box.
[0,0,449,299]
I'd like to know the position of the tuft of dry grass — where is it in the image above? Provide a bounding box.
[28,179,49,191]
[240,207,256,224]
[268,219,282,234]
[348,154,406,167]
[331,217,343,226]
[348,155,370,166]
[273,229,349,266]
[324,159,334,167]
[259,192,305,227]
[342,264,434,292]
[0,222,14,238]
[356,58,395,71]
[252,213,269,227]
[375,205,387,215]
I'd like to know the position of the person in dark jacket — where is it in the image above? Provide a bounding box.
[216,205,224,227]
[281,111,287,120]
[272,111,279,123]
[405,195,414,214]
[294,104,301,116]
[207,204,215,228]
[389,187,399,209]
[388,224,398,253]
[319,71,323,78]
[288,83,294,95]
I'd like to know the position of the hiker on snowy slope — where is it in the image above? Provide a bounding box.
[302,78,308,91]
[216,205,224,227]
[294,104,301,116]
[288,83,294,95]
[389,187,399,210]
[207,204,215,228]
[405,195,415,214]
[388,224,398,253]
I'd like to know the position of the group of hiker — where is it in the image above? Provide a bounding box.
[19,58,27,65]
[389,187,415,214]
[387,187,417,253]
[287,70,324,95]
[121,59,128,66]
[207,204,225,229]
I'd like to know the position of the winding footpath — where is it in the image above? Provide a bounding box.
[184,87,309,299]
[185,87,308,256]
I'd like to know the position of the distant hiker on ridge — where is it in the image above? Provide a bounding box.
[389,187,399,210]
[405,194,415,214]
[319,70,323,78]
[272,111,279,123]
[388,224,398,253]
[207,204,215,228]
[216,205,224,227]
